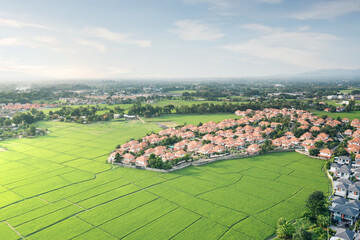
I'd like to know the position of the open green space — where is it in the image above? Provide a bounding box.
[144,113,237,125]
[0,114,330,239]
[43,99,227,115]
[312,110,360,120]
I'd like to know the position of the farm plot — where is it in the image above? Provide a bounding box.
[0,118,329,240]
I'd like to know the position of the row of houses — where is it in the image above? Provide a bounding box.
[2,103,57,110]
[109,108,360,169]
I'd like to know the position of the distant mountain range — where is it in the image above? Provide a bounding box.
[297,68,360,77]
[265,68,360,81]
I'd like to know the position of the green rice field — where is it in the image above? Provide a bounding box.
[0,115,330,239]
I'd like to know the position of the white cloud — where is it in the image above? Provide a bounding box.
[182,0,282,6]
[181,0,232,8]
[222,24,340,69]
[0,37,35,47]
[256,0,282,4]
[84,27,151,47]
[34,36,58,44]
[76,39,107,52]
[0,37,68,52]
[241,23,282,33]
[298,25,310,31]
[292,0,360,20]
[170,20,224,41]
[0,17,50,29]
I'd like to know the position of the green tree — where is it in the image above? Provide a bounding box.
[316,215,330,228]
[335,147,348,157]
[26,124,36,136]
[315,140,324,148]
[276,218,295,239]
[115,153,123,163]
[306,191,327,220]
[309,149,320,156]
[4,118,11,127]
[292,226,312,240]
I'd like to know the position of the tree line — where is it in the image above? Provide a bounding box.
[127,100,324,118]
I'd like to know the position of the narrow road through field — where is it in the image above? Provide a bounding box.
[137,115,146,124]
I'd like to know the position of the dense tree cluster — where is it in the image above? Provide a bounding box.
[50,106,116,123]
[0,109,46,139]
[147,153,191,170]
[128,101,321,118]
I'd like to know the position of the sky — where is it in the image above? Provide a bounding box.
[0,0,359,81]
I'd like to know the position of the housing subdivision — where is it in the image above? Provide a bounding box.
[108,108,360,172]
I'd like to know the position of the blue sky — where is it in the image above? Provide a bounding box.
[0,0,359,80]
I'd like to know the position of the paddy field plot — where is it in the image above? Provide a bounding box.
[0,116,330,239]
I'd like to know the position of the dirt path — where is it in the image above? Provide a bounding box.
[137,115,146,124]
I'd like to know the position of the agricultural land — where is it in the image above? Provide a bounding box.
[0,114,330,239]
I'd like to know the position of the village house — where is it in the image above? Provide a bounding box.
[342,118,350,123]
[290,137,300,146]
[213,145,225,153]
[174,140,188,151]
[154,146,167,156]
[335,156,352,165]
[334,179,352,197]
[302,139,316,146]
[351,119,360,129]
[334,165,352,179]
[353,158,360,168]
[348,144,360,155]
[187,141,202,152]
[330,198,360,225]
[330,163,341,173]
[246,144,261,154]
[316,133,330,142]
[349,137,360,146]
[198,144,215,155]
[318,148,334,159]
[144,148,155,157]
[304,145,316,154]
[310,126,321,132]
[136,156,148,167]
[345,129,353,137]
[162,152,176,161]
[123,153,135,164]
[175,150,186,158]
[348,184,360,200]
[300,132,312,140]
[330,228,358,240]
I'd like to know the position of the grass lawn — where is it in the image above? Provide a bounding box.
[0,114,330,239]
[144,113,238,125]
[312,110,360,120]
